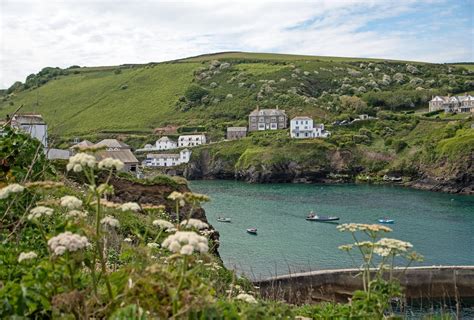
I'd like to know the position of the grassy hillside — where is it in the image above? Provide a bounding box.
[1,51,473,142]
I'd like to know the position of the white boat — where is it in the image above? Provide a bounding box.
[246,228,257,235]
[217,217,232,223]
[378,218,394,224]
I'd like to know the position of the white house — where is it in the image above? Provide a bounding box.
[290,116,330,139]
[155,136,177,150]
[429,94,474,113]
[11,114,48,148]
[178,134,206,147]
[144,149,191,167]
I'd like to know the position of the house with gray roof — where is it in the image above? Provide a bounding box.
[248,107,287,131]
[11,113,48,147]
[226,127,247,140]
[429,94,474,113]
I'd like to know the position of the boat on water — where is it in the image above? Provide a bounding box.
[306,212,340,222]
[217,217,232,223]
[246,228,257,235]
[378,218,395,224]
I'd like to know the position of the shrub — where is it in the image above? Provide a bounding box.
[184,85,209,102]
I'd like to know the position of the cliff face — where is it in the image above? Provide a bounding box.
[184,148,473,194]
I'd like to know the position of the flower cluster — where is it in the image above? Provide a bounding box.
[337,223,392,233]
[28,206,54,220]
[184,192,210,203]
[25,181,64,189]
[94,199,121,209]
[18,251,38,263]
[180,218,209,230]
[65,210,88,220]
[374,238,413,256]
[162,231,209,255]
[152,219,175,231]
[147,242,160,249]
[66,153,97,172]
[98,158,124,171]
[60,196,83,210]
[121,202,141,212]
[48,232,90,256]
[100,215,120,228]
[0,183,25,199]
[168,191,185,207]
[236,293,258,304]
[142,204,166,210]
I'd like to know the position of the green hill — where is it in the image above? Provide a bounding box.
[1,51,473,139]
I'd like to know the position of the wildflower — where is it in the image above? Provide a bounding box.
[180,244,194,255]
[100,215,120,228]
[236,293,257,304]
[152,219,175,231]
[376,238,412,252]
[121,202,141,212]
[98,158,124,171]
[167,191,185,201]
[66,153,97,171]
[60,196,83,209]
[142,204,166,210]
[184,192,210,203]
[65,210,88,219]
[25,181,64,189]
[338,244,354,252]
[355,241,374,248]
[374,247,392,257]
[48,231,90,256]
[0,183,25,199]
[162,231,209,255]
[28,206,54,220]
[337,223,392,233]
[147,242,160,249]
[124,238,133,243]
[18,251,37,263]
[96,183,114,195]
[180,218,209,230]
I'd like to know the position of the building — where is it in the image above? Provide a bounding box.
[70,140,94,154]
[11,114,48,147]
[248,108,287,131]
[95,139,131,151]
[47,148,71,160]
[429,94,474,113]
[226,127,247,140]
[144,149,191,167]
[290,116,330,139]
[178,134,206,147]
[155,136,177,150]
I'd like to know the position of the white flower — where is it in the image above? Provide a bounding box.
[376,238,413,253]
[374,247,392,257]
[66,153,97,171]
[60,196,83,209]
[121,202,140,212]
[180,219,209,230]
[18,251,37,263]
[124,238,133,243]
[28,206,54,220]
[0,183,25,199]
[100,215,120,228]
[65,210,88,219]
[236,293,257,304]
[98,158,124,171]
[162,231,209,255]
[147,242,160,249]
[152,219,175,231]
[47,232,90,256]
[167,191,185,201]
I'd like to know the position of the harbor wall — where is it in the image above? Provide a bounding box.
[255,266,474,305]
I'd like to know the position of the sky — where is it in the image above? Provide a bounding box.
[0,0,473,89]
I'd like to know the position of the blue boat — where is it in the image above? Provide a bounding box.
[378,218,395,224]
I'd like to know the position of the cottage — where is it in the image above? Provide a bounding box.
[155,136,177,150]
[144,149,191,167]
[178,134,206,147]
[429,94,474,113]
[248,108,287,131]
[11,113,48,147]
[95,139,132,151]
[226,127,247,140]
[290,116,330,139]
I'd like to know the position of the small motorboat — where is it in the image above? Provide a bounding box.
[378,218,395,224]
[217,217,232,223]
[246,228,257,235]
[306,213,340,222]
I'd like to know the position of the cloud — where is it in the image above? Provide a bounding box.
[0,0,472,88]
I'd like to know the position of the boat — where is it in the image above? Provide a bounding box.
[217,217,232,223]
[378,218,394,224]
[246,228,257,235]
[306,213,340,222]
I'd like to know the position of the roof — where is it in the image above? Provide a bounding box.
[157,136,174,143]
[70,140,94,149]
[47,148,70,160]
[95,139,130,149]
[12,114,46,125]
[95,149,138,164]
[291,116,312,121]
[249,108,287,117]
[147,153,180,159]
[227,127,247,132]
[431,95,474,102]
[178,134,205,139]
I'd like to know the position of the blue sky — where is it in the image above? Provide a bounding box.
[0,0,473,88]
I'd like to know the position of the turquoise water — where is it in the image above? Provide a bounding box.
[190,181,474,279]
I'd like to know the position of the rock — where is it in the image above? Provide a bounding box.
[210,60,221,68]
[280,78,287,82]
[303,71,310,76]
[210,82,218,88]
[406,64,420,74]
[219,62,230,70]
[226,93,233,99]
[238,82,245,88]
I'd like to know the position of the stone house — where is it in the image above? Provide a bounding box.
[290,116,330,139]
[248,108,287,131]
[429,94,474,113]
[144,149,191,167]
[226,127,247,140]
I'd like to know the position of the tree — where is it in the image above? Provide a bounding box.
[340,95,368,113]
[184,85,209,103]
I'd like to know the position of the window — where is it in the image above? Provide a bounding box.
[279,116,285,121]
[251,117,256,122]
[259,117,264,122]
[271,117,276,122]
